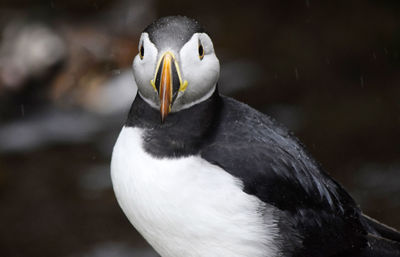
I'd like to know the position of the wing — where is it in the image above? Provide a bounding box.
[201,96,368,256]
[362,214,400,243]
[362,233,400,257]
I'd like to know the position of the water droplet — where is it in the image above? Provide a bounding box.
[294,68,299,80]
[20,104,25,117]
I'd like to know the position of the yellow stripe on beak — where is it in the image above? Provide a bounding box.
[150,51,188,123]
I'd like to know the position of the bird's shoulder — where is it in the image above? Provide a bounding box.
[202,95,348,212]
[201,95,368,256]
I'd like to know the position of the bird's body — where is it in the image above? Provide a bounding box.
[112,94,281,257]
[112,129,278,257]
[111,16,400,256]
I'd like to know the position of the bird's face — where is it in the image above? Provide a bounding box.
[132,16,220,122]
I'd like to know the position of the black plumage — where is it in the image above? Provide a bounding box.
[123,15,400,256]
[126,89,400,257]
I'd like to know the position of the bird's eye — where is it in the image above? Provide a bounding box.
[139,44,144,60]
[198,43,204,60]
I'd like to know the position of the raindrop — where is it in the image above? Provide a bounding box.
[360,76,364,88]
[144,134,154,142]
[20,104,25,117]
[111,69,121,76]
[294,68,299,80]
[325,57,331,65]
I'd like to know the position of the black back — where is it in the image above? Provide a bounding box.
[130,15,400,256]
[126,91,376,256]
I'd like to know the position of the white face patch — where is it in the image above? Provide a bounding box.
[173,33,220,111]
[132,33,159,108]
[132,32,220,112]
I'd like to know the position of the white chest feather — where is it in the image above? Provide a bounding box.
[111,127,279,257]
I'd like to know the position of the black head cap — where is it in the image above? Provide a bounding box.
[144,16,205,50]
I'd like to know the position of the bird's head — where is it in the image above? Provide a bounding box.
[132,16,220,122]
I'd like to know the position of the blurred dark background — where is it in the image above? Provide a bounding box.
[0,0,399,256]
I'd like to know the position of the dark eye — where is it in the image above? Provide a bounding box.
[198,43,204,60]
[139,44,144,59]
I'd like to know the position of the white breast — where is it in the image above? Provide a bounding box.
[111,127,279,257]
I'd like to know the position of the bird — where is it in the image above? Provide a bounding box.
[111,15,400,257]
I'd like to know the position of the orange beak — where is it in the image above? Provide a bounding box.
[159,53,173,122]
[151,52,187,123]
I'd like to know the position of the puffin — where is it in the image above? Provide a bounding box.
[111,16,400,257]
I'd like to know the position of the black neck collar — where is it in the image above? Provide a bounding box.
[126,89,222,158]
